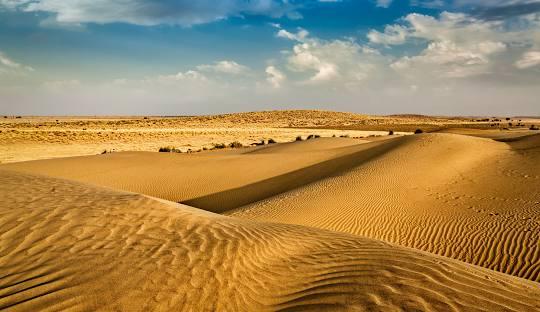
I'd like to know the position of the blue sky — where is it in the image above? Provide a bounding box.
[1,0,539,115]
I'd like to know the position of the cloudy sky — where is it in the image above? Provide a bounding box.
[1,0,539,115]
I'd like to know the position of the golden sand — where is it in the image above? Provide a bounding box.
[1,112,540,311]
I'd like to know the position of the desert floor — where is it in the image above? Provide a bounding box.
[1,111,539,311]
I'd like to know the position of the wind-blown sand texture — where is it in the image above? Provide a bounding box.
[2,111,540,310]
[1,170,539,311]
[232,133,540,282]
[5,131,540,284]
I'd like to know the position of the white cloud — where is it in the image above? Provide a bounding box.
[277,29,388,85]
[0,0,27,9]
[515,51,540,68]
[376,0,393,8]
[265,66,286,88]
[0,51,34,74]
[277,28,310,41]
[367,11,540,80]
[392,40,506,78]
[154,70,208,84]
[368,25,408,45]
[196,60,249,75]
[1,0,302,26]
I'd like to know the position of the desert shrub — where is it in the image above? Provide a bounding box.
[388,130,394,135]
[414,129,423,134]
[307,134,315,140]
[213,143,226,149]
[530,125,539,131]
[159,146,181,153]
[340,134,350,138]
[314,134,321,138]
[295,136,303,141]
[268,138,277,144]
[229,141,243,148]
[15,116,21,119]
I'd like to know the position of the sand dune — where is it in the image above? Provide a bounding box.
[3,131,540,285]
[1,170,539,311]
[231,133,540,281]
[2,137,391,212]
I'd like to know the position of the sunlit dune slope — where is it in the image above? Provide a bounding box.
[2,137,386,212]
[231,133,540,281]
[1,170,539,311]
[3,133,540,282]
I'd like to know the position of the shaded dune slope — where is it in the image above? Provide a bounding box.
[1,170,539,311]
[3,133,540,282]
[1,137,387,212]
[231,133,540,281]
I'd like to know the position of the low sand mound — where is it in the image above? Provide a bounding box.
[231,133,540,281]
[1,170,539,311]
[245,137,368,154]
[436,128,538,140]
[2,137,393,212]
[505,133,540,150]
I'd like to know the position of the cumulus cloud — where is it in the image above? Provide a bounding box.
[367,25,408,45]
[277,28,310,41]
[265,66,286,88]
[0,0,302,26]
[277,28,388,85]
[515,51,540,68]
[367,11,540,81]
[392,40,506,78]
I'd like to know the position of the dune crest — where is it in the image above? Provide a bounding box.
[230,133,540,281]
[3,132,540,283]
[1,170,539,311]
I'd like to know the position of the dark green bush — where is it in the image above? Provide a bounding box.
[229,141,243,148]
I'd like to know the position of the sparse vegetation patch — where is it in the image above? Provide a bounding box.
[229,141,243,148]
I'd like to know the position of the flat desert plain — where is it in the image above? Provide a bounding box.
[1,111,540,311]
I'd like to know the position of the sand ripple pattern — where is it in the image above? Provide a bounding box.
[232,134,540,282]
[1,170,539,311]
